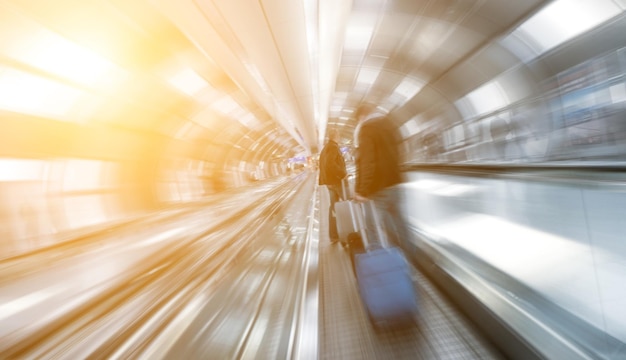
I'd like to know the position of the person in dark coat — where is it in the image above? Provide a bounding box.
[319,128,347,243]
[353,103,409,248]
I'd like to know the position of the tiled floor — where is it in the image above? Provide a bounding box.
[317,185,505,360]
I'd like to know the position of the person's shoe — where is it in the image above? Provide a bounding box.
[330,237,339,244]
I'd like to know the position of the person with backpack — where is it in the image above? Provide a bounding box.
[319,128,347,244]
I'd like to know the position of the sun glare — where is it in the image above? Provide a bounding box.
[18,31,120,88]
[0,67,83,119]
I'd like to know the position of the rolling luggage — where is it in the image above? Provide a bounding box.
[352,200,418,327]
[347,231,364,274]
[334,177,357,246]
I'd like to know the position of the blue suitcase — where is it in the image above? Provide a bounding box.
[353,201,418,326]
[355,247,418,326]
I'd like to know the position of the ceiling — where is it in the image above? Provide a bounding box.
[148,0,546,153]
[0,0,549,161]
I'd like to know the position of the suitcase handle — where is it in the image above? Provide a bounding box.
[341,176,354,200]
[353,199,389,249]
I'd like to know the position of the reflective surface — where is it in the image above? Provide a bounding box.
[0,175,318,358]
[401,169,626,357]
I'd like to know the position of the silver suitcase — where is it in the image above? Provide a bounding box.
[334,177,357,245]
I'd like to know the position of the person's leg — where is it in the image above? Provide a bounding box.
[372,186,411,249]
[360,200,380,249]
[328,185,339,242]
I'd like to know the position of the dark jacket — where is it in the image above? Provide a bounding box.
[319,139,347,186]
[355,116,402,196]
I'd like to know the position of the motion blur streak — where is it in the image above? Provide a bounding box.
[1,0,626,359]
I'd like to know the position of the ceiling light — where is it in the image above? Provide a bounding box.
[503,0,623,61]
[400,119,420,139]
[211,96,241,115]
[0,158,44,181]
[0,67,84,120]
[392,77,424,101]
[356,67,380,85]
[168,68,209,96]
[344,15,375,51]
[456,80,509,118]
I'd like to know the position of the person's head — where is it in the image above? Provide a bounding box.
[327,128,340,143]
[354,103,377,124]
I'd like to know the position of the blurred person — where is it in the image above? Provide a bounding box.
[489,116,510,161]
[318,128,347,244]
[353,103,410,248]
